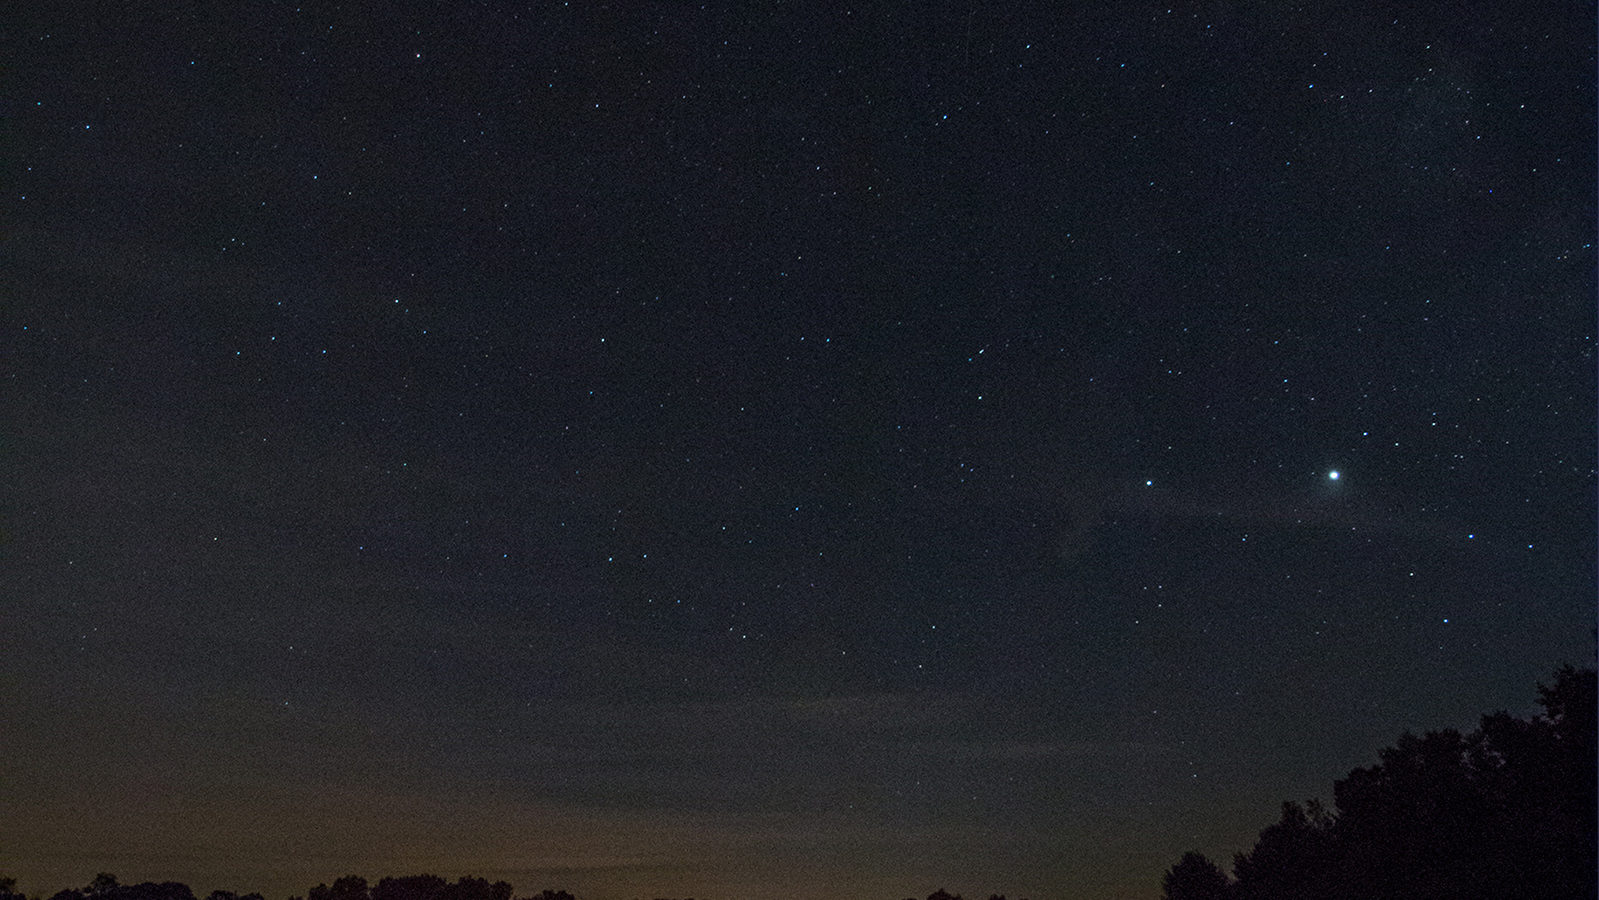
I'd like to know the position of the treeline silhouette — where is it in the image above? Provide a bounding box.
[1163,664,1597,900]
[295,876,524,900]
[4,875,1018,900]
[903,891,1019,900]
[7,669,1586,900]
[2,873,257,900]
[1,876,591,900]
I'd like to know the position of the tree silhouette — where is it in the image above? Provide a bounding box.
[1161,851,1230,900]
[293,878,542,900]
[1230,801,1336,900]
[340,874,514,900]
[306,877,361,900]
[1164,665,1598,900]
[1331,665,1596,900]
[1333,728,1487,898]
[371,875,446,900]
[48,875,195,900]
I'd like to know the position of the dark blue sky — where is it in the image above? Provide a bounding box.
[4,3,1594,899]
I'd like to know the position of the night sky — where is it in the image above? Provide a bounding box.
[3,3,1595,900]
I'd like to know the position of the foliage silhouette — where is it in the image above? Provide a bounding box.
[307,876,370,900]
[905,889,1023,900]
[1161,851,1229,900]
[1163,665,1597,900]
[10,875,1042,900]
[293,877,520,900]
[48,874,196,900]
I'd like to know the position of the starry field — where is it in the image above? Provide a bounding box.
[3,2,1594,900]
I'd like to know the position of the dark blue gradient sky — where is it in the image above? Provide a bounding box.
[4,3,1594,899]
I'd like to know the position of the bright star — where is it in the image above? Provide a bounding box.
[1328,470,1339,480]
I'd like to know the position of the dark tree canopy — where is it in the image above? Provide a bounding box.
[1164,665,1598,900]
[297,874,515,900]
[310,876,371,900]
[1162,851,1230,900]
[48,875,196,900]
